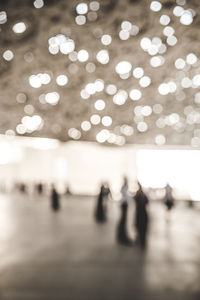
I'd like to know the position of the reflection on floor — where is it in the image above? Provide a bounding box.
[0,193,200,300]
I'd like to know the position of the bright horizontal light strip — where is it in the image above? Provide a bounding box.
[136,149,200,200]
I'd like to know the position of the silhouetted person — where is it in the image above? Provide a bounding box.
[51,185,60,211]
[164,184,174,211]
[19,183,26,193]
[134,182,149,249]
[65,184,72,196]
[117,177,132,245]
[95,182,110,222]
[37,183,43,194]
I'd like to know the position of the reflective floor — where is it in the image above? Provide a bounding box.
[0,193,200,300]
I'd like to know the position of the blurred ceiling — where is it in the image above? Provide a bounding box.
[0,0,200,146]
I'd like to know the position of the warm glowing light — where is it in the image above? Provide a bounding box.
[115,61,132,75]
[77,49,89,62]
[94,99,105,110]
[76,3,88,14]
[3,50,14,61]
[96,50,109,64]
[45,92,60,105]
[129,89,142,101]
[56,75,68,86]
[12,22,26,34]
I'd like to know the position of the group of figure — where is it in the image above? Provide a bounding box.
[95,177,149,249]
[95,178,176,249]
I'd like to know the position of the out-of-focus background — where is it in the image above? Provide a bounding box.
[0,0,200,299]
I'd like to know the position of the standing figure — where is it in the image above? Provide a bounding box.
[117,177,132,245]
[134,182,149,249]
[95,182,110,222]
[51,185,60,211]
[164,183,174,211]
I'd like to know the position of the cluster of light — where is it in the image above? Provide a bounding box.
[33,0,44,8]
[29,73,51,88]
[3,50,14,61]
[96,130,125,146]
[150,56,165,67]
[140,37,166,55]
[129,89,142,101]
[48,34,75,55]
[16,115,43,134]
[115,61,132,78]
[113,90,128,105]
[0,11,7,24]
[81,121,91,131]
[68,128,81,139]
[119,21,139,40]
[173,5,195,25]
[77,49,89,62]
[12,22,27,34]
[75,2,100,25]
[96,49,109,64]
[56,75,68,86]
[94,99,105,110]
[45,92,60,105]
[150,1,162,12]
[101,34,112,46]
[81,79,104,98]
[158,81,177,95]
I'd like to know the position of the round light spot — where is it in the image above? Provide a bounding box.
[56,75,68,86]
[102,116,112,127]
[137,122,148,132]
[3,50,14,61]
[81,121,91,131]
[115,61,132,75]
[133,67,144,78]
[94,99,105,110]
[12,22,26,33]
[45,92,60,105]
[75,15,86,25]
[158,83,169,95]
[96,50,109,64]
[76,3,88,14]
[139,76,151,88]
[101,34,112,46]
[77,49,89,62]
[150,1,162,12]
[90,114,101,125]
[129,89,142,101]
[160,15,170,26]
[155,135,166,145]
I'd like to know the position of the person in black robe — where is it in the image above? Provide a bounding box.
[164,183,174,211]
[134,182,149,249]
[95,182,110,222]
[51,185,60,211]
[117,177,132,245]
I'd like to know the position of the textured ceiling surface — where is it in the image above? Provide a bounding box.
[0,0,200,146]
